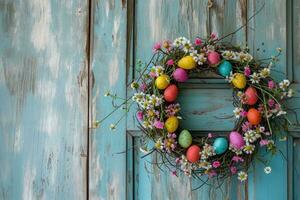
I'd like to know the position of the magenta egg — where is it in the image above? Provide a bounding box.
[229,131,245,149]
[173,68,188,82]
[207,51,221,65]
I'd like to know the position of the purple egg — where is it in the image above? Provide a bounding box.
[173,68,188,82]
[229,131,245,149]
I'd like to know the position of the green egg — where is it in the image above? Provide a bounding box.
[178,130,192,148]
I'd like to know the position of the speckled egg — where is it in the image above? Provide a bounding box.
[218,61,232,77]
[186,145,201,163]
[213,137,228,155]
[173,68,188,82]
[178,56,197,70]
[245,87,258,105]
[165,116,179,133]
[178,130,192,148]
[247,108,262,125]
[207,51,221,66]
[229,131,245,149]
[164,84,178,102]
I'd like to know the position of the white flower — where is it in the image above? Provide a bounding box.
[229,144,243,155]
[264,166,272,174]
[190,50,207,65]
[259,67,271,78]
[250,72,260,84]
[276,110,287,116]
[244,130,259,143]
[201,143,216,160]
[222,50,238,60]
[243,144,255,154]
[225,72,234,83]
[279,79,290,91]
[287,89,294,97]
[238,171,248,182]
[155,138,164,150]
[130,81,139,89]
[233,107,243,119]
[150,65,165,77]
[238,52,253,62]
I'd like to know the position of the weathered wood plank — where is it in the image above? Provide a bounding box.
[89,0,128,199]
[0,0,89,199]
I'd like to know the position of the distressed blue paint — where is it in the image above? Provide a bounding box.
[0,1,89,199]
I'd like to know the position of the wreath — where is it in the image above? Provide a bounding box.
[100,34,295,187]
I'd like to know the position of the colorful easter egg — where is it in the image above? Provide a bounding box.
[178,56,197,70]
[155,74,170,90]
[232,73,247,89]
[229,131,245,149]
[207,51,221,66]
[213,137,228,155]
[178,130,192,148]
[173,68,188,82]
[165,116,179,133]
[218,61,232,77]
[164,84,179,102]
[247,108,262,125]
[245,87,258,105]
[186,145,201,163]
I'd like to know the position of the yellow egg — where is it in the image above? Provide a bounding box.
[178,56,197,70]
[155,74,170,90]
[232,73,247,89]
[165,116,179,133]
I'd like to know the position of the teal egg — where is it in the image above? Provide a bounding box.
[178,130,192,148]
[218,61,232,77]
[213,137,228,155]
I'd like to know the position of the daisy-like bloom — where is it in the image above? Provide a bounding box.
[279,79,290,91]
[264,166,272,174]
[233,107,244,119]
[180,155,192,176]
[155,138,164,150]
[229,145,243,155]
[165,103,181,117]
[201,143,216,160]
[164,133,177,153]
[244,129,261,143]
[238,171,248,182]
[130,81,139,89]
[225,72,234,83]
[243,144,255,154]
[191,52,207,65]
[173,37,189,47]
[259,67,271,78]
[222,50,238,60]
[238,52,253,62]
[150,65,165,77]
[250,72,260,84]
[109,123,116,130]
[183,42,193,53]
[142,120,153,129]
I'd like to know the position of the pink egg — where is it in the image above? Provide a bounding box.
[229,131,245,149]
[173,68,188,82]
[245,87,258,105]
[207,51,221,65]
[164,84,178,102]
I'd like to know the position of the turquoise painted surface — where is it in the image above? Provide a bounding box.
[0,0,89,199]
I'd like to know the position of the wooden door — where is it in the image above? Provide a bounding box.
[91,0,300,200]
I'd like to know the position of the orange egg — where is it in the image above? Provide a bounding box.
[247,108,262,125]
[245,87,258,105]
[186,145,201,163]
[164,84,178,102]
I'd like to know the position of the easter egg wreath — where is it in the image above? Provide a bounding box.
[102,34,295,186]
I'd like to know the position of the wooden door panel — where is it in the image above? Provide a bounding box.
[0,0,89,199]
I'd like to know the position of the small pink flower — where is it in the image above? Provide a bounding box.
[240,110,248,117]
[268,99,275,107]
[232,156,244,163]
[175,157,181,164]
[268,80,275,89]
[171,170,177,176]
[212,161,221,168]
[139,83,147,92]
[244,66,251,77]
[260,139,269,146]
[154,120,164,129]
[230,166,237,174]
[242,121,252,132]
[210,32,217,39]
[208,133,213,138]
[152,42,161,53]
[167,59,174,66]
[194,38,202,46]
[149,71,156,78]
[136,111,143,121]
[264,131,272,136]
[208,170,217,178]
[275,103,281,110]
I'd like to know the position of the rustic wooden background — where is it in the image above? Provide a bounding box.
[0,0,300,200]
